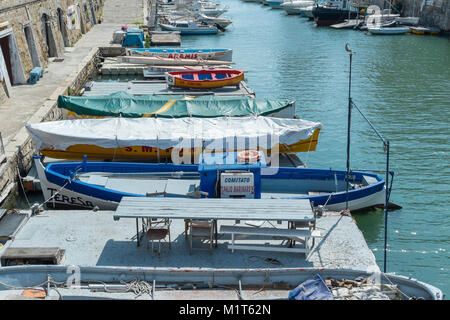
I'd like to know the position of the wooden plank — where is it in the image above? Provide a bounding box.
[1,247,61,259]
[150,33,181,46]
[220,225,312,238]
[227,244,307,253]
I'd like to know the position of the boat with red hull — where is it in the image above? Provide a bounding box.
[166,69,245,89]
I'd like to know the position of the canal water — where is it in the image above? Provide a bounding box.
[180,0,450,296]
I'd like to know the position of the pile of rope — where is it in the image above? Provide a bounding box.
[120,279,153,298]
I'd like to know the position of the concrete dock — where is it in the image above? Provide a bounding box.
[82,79,256,97]
[100,62,147,76]
[150,31,182,46]
[0,209,378,271]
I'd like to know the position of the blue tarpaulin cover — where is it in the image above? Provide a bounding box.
[122,29,144,48]
[289,274,334,300]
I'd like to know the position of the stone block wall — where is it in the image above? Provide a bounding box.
[0,0,104,102]
[363,0,450,31]
[0,80,7,105]
[402,0,450,31]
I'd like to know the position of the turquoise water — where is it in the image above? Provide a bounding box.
[181,0,450,296]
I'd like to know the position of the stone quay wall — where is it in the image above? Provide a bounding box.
[402,0,450,31]
[0,0,104,102]
[366,0,450,31]
[0,47,100,209]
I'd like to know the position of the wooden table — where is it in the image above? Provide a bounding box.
[114,197,315,247]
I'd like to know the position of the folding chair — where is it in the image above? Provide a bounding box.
[188,219,216,255]
[145,218,171,257]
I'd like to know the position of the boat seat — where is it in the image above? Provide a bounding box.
[181,74,195,80]
[165,179,200,197]
[86,175,109,187]
[198,73,213,80]
[214,73,227,80]
[105,178,167,195]
[362,175,378,186]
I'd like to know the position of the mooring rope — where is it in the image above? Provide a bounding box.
[16,167,32,209]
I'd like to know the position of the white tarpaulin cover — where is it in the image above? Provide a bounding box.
[25,116,323,150]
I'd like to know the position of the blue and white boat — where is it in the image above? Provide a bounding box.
[34,151,386,212]
[127,48,233,61]
[159,20,218,35]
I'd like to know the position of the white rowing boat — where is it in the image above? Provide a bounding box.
[116,55,233,66]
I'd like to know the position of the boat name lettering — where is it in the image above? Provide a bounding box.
[48,188,94,208]
[167,53,198,59]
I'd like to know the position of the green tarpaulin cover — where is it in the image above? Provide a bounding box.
[58,91,294,118]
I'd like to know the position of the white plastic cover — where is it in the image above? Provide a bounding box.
[25,116,323,150]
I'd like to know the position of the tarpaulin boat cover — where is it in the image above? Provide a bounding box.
[25,116,323,150]
[289,274,334,300]
[57,92,294,118]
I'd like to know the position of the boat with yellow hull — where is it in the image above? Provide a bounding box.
[409,26,440,35]
[166,69,245,89]
[39,130,320,161]
[26,117,322,161]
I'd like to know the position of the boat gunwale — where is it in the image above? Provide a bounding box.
[0,265,442,300]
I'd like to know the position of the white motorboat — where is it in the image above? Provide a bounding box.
[160,20,218,35]
[281,1,315,15]
[367,25,410,35]
[197,13,232,29]
[394,16,420,26]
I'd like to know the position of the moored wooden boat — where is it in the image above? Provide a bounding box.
[128,48,233,61]
[409,26,440,35]
[33,149,385,212]
[57,92,296,119]
[25,117,323,162]
[166,69,245,89]
[116,55,233,66]
[143,65,232,78]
